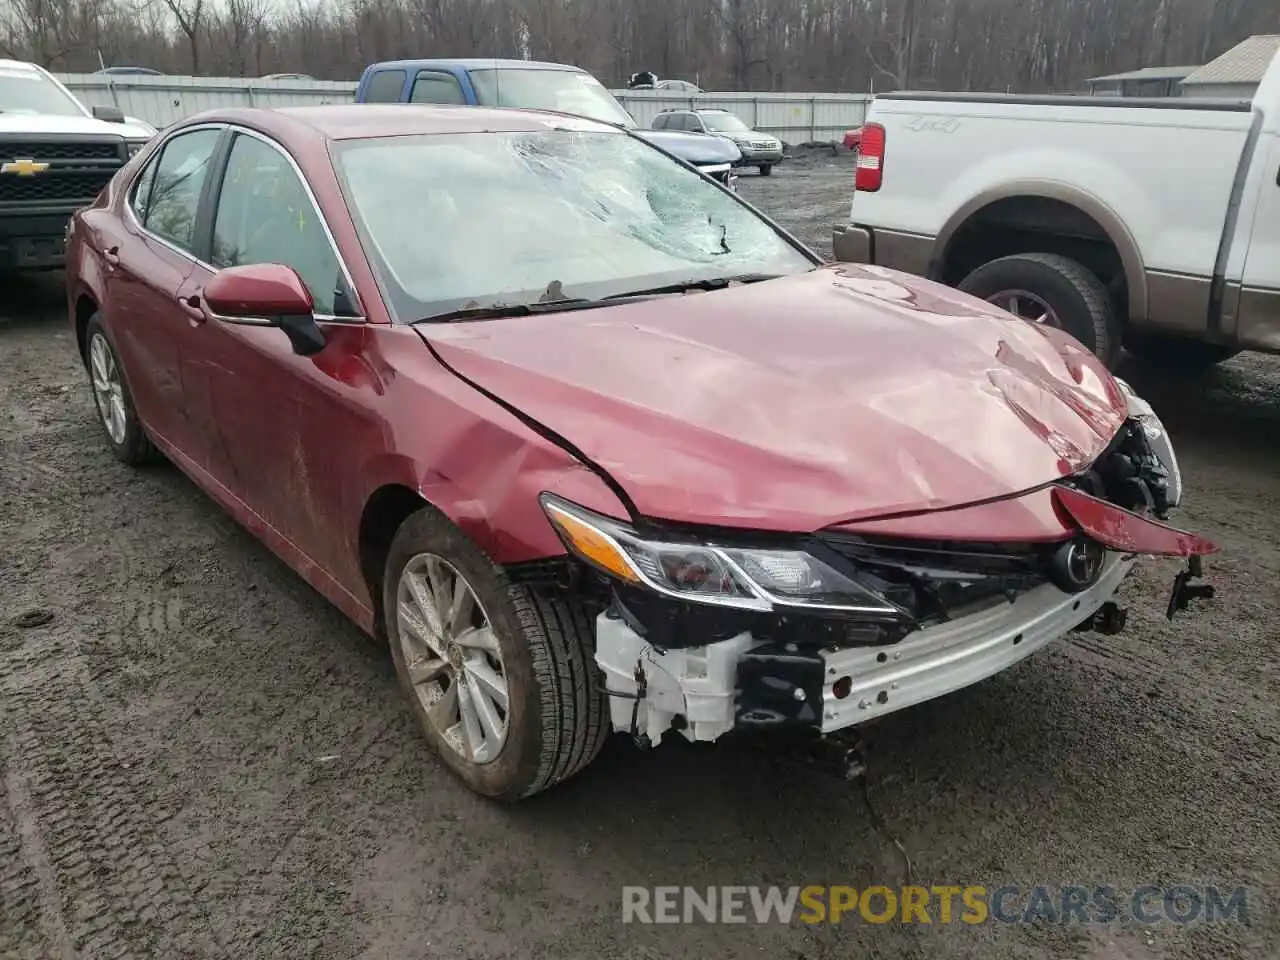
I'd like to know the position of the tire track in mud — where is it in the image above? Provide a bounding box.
[0,626,228,960]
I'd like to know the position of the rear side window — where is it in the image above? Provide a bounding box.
[137,128,220,253]
[652,113,669,130]
[409,71,465,104]
[363,69,406,103]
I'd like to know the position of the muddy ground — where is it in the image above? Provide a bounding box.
[1,149,1278,960]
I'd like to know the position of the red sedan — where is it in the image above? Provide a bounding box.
[66,105,1217,800]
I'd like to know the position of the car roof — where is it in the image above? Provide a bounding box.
[363,58,589,74]
[182,104,621,141]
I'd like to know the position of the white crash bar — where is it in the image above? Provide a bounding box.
[820,554,1136,731]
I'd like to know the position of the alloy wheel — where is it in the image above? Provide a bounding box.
[987,289,1060,328]
[88,332,127,444]
[395,553,510,764]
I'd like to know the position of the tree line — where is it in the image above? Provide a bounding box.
[1,0,1276,93]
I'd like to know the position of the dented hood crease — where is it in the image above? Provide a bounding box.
[420,264,1129,532]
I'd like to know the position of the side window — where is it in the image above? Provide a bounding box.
[140,129,220,252]
[686,114,705,132]
[129,153,158,222]
[211,133,348,316]
[652,114,668,130]
[363,69,407,103]
[409,71,465,104]
[675,114,694,131]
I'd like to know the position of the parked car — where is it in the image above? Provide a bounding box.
[261,73,315,81]
[0,58,156,271]
[627,73,703,94]
[832,48,1280,371]
[652,108,784,175]
[66,103,1217,801]
[354,59,741,189]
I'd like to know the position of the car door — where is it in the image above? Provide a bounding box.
[183,128,372,575]
[104,125,223,457]
[1236,131,1280,349]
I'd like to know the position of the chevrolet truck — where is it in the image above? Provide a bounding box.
[832,48,1280,372]
[1,58,154,270]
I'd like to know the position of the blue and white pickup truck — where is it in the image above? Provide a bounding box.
[354,58,743,189]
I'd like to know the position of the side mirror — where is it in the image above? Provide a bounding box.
[203,263,327,356]
[92,104,126,123]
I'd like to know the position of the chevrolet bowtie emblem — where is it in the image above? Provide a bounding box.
[2,158,50,176]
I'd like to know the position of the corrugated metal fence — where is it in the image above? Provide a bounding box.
[55,73,872,144]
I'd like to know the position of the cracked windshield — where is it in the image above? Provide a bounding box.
[332,129,814,321]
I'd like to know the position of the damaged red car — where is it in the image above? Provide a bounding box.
[66,104,1217,800]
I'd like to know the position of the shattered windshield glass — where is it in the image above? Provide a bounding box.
[468,69,636,128]
[0,64,85,117]
[332,129,816,322]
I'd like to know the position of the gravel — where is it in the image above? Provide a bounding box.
[2,150,1278,959]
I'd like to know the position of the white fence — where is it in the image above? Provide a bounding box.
[55,73,872,144]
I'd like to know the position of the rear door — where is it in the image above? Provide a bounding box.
[106,125,223,457]
[1236,129,1280,350]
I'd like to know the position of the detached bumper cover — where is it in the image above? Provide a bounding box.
[820,554,1134,731]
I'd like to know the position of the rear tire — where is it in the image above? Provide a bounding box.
[1126,331,1239,374]
[758,164,773,177]
[83,313,158,466]
[958,253,1121,367]
[383,506,609,801]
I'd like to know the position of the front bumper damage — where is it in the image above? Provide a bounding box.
[581,382,1217,750]
[596,554,1137,745]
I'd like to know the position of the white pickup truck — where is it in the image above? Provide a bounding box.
[832,49,1280,371]
[1,59,155,271]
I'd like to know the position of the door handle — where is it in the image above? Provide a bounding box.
[178,294,206,323]
[103,245,120,268]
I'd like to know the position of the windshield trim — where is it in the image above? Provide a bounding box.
[328,128,822,326]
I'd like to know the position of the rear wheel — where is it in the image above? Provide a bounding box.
[383,507,609,801]
[1126,331,1240,374]
[758,164,773,177]
[958,252,1121,367]
[83,313,158,465]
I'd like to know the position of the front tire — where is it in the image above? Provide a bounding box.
[383,507,609,801]
[958,253,1121,367]
[83,313,158,465]
[758,164,773,177]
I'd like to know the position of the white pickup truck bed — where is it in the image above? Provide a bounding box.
[833,51,1280,370]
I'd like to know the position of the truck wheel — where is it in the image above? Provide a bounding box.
[83,313,158,465]
[958,253,1120,367]
[758,164,773,177]
[1126,332,1240,374]
[383,506,609,801]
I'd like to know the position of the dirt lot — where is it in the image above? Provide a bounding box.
[2,150,1278,960]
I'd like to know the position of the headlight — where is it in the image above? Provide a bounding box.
[540,495,904,616]
[1113,378,1183,510]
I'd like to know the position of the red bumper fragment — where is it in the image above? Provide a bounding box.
[1052,485,1219,557]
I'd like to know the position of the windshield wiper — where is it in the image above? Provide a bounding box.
[415,297,604,324]
[600,273,785,300]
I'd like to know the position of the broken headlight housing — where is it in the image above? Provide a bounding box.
[539,494,903,617]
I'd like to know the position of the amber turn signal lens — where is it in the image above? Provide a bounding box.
[544,503,641,584]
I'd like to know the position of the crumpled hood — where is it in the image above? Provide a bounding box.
[633,128,742,165]
[0,112,155,140]
[421,264,1129,532]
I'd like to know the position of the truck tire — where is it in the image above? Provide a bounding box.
[1126,331,1240,374]
[958,253,1120,367]
[383,506,609,801]
[758,164,773,176]
[83,313,159,465]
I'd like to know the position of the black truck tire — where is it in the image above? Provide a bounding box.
[958,253,1121,367]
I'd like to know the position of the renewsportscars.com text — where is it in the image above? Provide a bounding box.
[621,885,1251,926]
